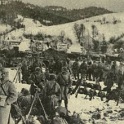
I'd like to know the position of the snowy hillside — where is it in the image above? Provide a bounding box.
[23,12,124,42]
[1,12,124,53]
[2,12,124,41]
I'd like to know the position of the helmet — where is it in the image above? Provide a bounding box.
[61,67,68,72]
[35,67,41,72]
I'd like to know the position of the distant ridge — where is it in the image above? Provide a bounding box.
[0,1,112,25]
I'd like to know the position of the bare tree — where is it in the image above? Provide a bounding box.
[92,24,98,38]
[73,23,85,43]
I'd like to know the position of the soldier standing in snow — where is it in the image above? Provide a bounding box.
[45,74,61,116]
[86,61,92,81]
[72,59,79,80]
[79,60,87,79]
[0,68,18,124]
[57,67,72,110]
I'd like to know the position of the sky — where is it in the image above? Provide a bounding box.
[21,0,124,12]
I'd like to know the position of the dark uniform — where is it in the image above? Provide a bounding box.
[86,61,92,81]
[79,61,87,79]
[31,58,45,73]
[104,71,114,93]
[92,61,98,81]
[54,59,62,75]
[17,88,32,116]
[72,60,79,80]
[28,67,45,96]
[49,59,55,73]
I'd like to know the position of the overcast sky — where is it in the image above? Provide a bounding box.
[22,0,124,12]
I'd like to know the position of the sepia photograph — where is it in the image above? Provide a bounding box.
[0,0,124,124]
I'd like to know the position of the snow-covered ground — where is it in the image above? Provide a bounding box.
[68,94,124,124]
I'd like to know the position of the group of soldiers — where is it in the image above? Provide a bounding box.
[0,54,124,124]
[19,57,72,119]
[71,57,124,104]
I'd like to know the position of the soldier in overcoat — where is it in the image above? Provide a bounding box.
[0,68,18,124]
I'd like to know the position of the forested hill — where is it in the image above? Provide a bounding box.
[44,6,112,21]
[0,1,112,25]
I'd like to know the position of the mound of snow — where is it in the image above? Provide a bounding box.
[67,43,82,53]
[0,24,11,33]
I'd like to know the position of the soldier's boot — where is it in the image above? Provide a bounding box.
[75,92,78,98]
[93,74,95,81]
[89,96,92,101]
[100,96,103,101]
[84,95,87,99]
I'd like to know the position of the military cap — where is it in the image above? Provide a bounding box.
[35,67,41,72]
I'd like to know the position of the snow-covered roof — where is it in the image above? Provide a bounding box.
[19,40,30,52]
[67,44,82,53]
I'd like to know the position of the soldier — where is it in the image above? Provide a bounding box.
[44,68,50,81]
[54,58,63,75]
[104,70,114,93]
[92,61,98,81]
[21,59,29,83]
[86,61,92,81]
[17,88,32,116]
[57,67,72,110]
[45,74,61,116]
[97,62,103,82]
[111,61,117,81]
[79,60,87,79]
[31,57,46,73]
[116,70,123,89]
[28,67,45,96]
[72,59,80,80]
[0,68,18,124]
[49,59,55,73]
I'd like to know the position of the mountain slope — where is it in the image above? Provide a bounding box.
[1,12,124,54]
